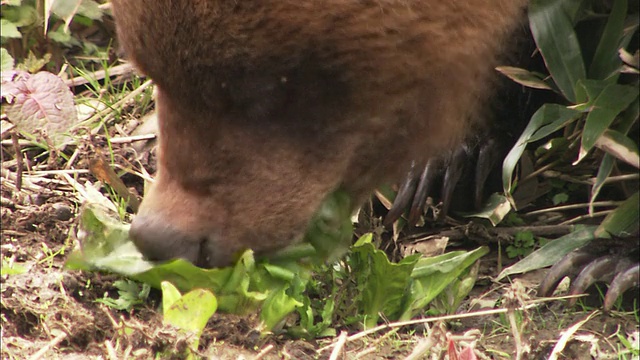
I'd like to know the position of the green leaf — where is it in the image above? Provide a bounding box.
[161,281,182,311]
[66,204,318,330]
[350,242,420,328]
[402,247,489,320]
[0,19,22,39]
[595,129,640,168]
[590,153,615,214]
[462,193,511,226]
[431,261,480,314]
[496,66,552,90]
[578,82,638,163]
[529,0,586,103]
[588,0,627,81]
[496,226,596,280]
[502,104,581,205]
[1,48,14,71]
[163,287,217,350]
[304,190,353,263]
[595,191,639,238]
[260,284,303,330]
[1,257,27,276]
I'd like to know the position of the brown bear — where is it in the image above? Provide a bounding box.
[111,0,528,268]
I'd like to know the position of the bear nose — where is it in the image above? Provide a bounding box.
[130,213,203,266]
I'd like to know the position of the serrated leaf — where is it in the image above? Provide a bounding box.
[304,190,353,263]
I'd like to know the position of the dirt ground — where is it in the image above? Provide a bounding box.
[1,149,638,359]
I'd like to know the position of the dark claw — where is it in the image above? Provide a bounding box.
[384,161,419,228]
[567,256,634,306]
[474,138,500,209]
[604,264,640,311]
[537,248,597,297]
[408,158,443,225]
[440,146,469,220]
[538,237,639,310]
[385,138,503,227]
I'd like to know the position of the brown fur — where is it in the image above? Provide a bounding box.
[111,0,528,267]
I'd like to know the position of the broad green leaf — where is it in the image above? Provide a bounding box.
[529,0,586,103]
[496,226,597,280]
[0,19,21,39]
[68,191,353,332]
[161,281,182,311]
[588,0,627,81]
[260,285,304,330]
[1,48,14,72]
[402,247,489,320]
[502,104,581,205]
[164,288,217,350]
[431,261,480,314]
[595,191,640,238]
[350,242,420,328]
[578,82,638,163]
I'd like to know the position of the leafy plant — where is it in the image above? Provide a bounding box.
[161,281,217,357]
[67,190,487,338]
[500,0,639,275]
[1,256,28,276]
[96,279,150,311]
[1,70,79,149]
[1,0,107,71]
[506,231,536,259]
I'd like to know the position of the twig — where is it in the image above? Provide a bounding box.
[549,311,601,360]
[318,302,544,353]
[404,337,435,360]
[253,344,274,360]
[523,201,620,217]
[329,331,348,360]
[65,63,135,88]
[104,339,118,360]
[11,132,23,191]
[79,80,154,134]
[109,134,157,144]
[27,330,67,360]
[355,328,399,359]
[406,224,576,244]
[1,122,16,138]
[560,210,612,225]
